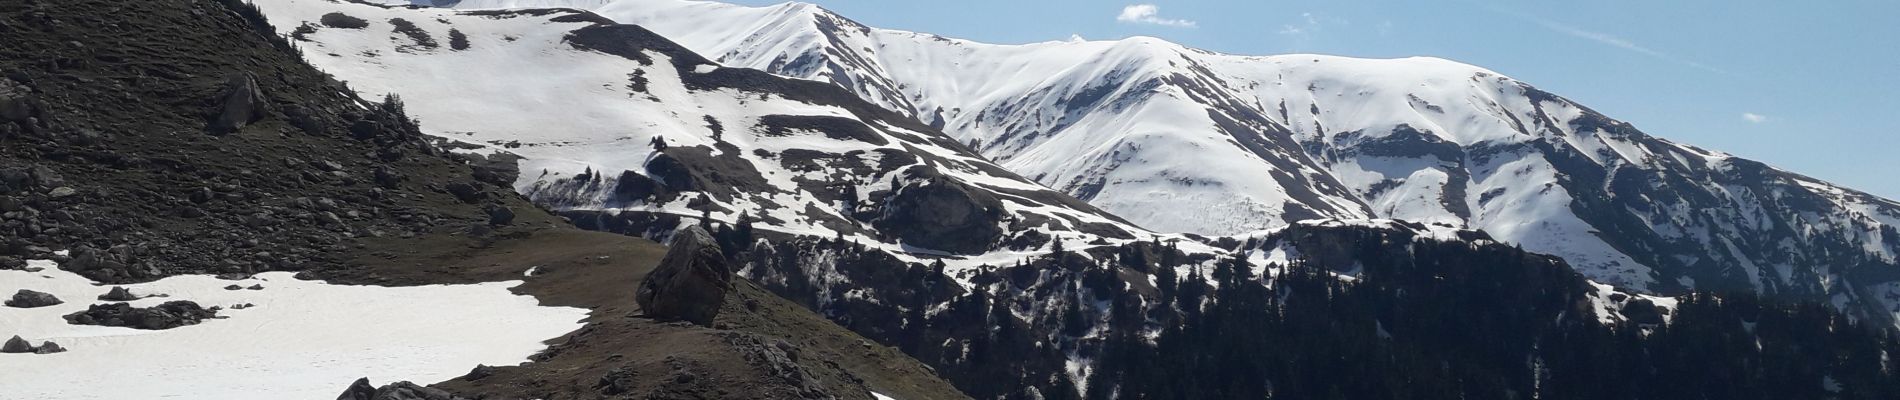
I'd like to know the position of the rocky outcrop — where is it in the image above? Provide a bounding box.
[1,336,62,354]
[1,336,33,353]
[635,226,732,327]
[5,289,62,308]
[207,73,269,134]
[337,378,466,400]
[872,166,1006,254]
[63,301,218,330]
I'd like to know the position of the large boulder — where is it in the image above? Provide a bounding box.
[5,289,62,308]
[871,166,1007,254]
[207,72,269,134]
[635,226,732,327]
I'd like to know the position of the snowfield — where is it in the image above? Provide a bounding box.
[0,260,587,400]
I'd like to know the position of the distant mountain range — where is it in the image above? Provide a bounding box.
[407,0,1900,327]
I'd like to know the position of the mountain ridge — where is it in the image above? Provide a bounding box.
[452,0,1900,326]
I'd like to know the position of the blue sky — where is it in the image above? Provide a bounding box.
[723,0,1900,199]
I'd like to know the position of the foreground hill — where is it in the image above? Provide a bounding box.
[0,0,965,398]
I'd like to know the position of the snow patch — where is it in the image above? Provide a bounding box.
[0,260,587,400]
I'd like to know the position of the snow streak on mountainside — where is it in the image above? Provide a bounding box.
[432,0,1900,325]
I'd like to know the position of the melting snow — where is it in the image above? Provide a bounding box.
[0,259,587,399]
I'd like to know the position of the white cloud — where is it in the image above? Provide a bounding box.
[1742,113,1769,123]
[1117,4,1197,28]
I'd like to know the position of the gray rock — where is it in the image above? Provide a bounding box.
[0,168,31,191]
[207,73,269,134]
[0,82,31,122]
[99,286,138,301]
[371,381,461,400]
[33,341,63,354]
[336,378,465,400]
[373,166,402,188]
[188,187,214,204]
[5,289,62,308]
[27,165,61,188]
[1,335,33,353]
[336,377,377,400]
[635,226,732,327]
[445,182,483,204]
[484,205,514,226]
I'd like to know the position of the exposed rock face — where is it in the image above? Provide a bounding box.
[5,289,62,308]
[63,301,218,330]
[207,73,269,134]
[635,226,732,327]
[872,166,1006,254]
[337,378,466,400]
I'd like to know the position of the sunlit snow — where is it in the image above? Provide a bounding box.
[0,260,586,399]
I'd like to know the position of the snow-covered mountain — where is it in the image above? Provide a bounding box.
[226,1,1900,398]
[255,0,1178,267]
[418,0,1900,324]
